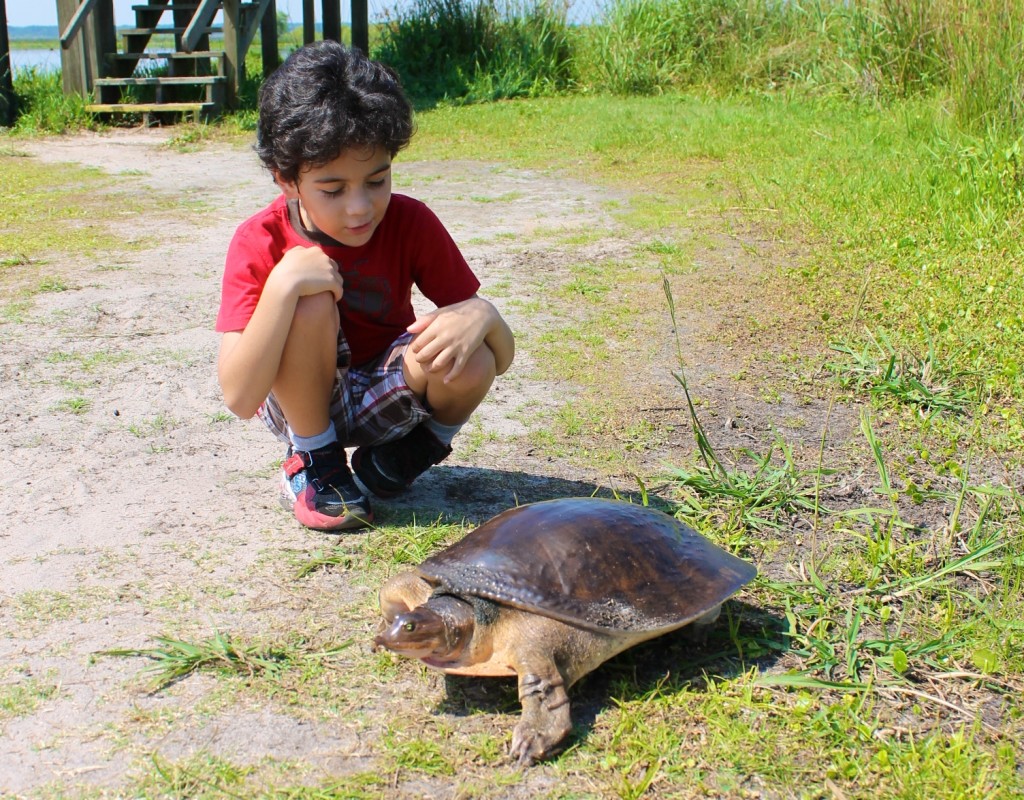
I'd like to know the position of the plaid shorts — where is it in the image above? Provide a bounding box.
[257,331,430,448]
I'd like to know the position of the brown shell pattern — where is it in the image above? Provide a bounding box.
[418,498,757,633]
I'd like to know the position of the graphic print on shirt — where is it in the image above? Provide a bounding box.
[338,262,393,319]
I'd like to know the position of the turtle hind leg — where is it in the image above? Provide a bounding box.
[681,603,722,646]
[510,666,572,767]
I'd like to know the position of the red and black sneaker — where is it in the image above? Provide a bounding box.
[352,424,452,498]
[279,443,373,532]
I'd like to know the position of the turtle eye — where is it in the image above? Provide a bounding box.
[403,621,416,632]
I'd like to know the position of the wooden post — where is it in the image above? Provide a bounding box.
[0,0,14,126]
[351,0,367,53]
[221,0,244,108]
[260,0,279,75]
[56,0,115,96]
[322,0,340,43]
[302,0,314,44]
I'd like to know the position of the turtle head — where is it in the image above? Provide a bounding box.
[374,596,475,663]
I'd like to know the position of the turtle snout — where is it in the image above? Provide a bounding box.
[373,608,450,659]
[371,619,391,652]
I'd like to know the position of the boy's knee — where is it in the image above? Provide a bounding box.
[464,343,497,386]
[439,343,496,396]
[291,292,340,334]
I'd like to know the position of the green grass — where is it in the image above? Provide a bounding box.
[409,94,1024,432]
[0,669,60,723]
[6,39,60,49]
[0,156,120,267]
[6,67,94,133]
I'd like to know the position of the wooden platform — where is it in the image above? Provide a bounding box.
[51,0,369,122]
[57,0,278,120]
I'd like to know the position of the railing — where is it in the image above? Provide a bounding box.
[182,0,220,52]
[59,0,99,49]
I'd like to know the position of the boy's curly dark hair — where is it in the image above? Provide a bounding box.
[256,41,414,184]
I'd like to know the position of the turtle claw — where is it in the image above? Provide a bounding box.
[509,723,555,767]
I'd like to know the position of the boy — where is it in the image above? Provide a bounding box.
[215,41,514,532]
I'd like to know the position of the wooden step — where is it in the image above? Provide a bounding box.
[94,76,225,86]
[106,50,226,80]
[110,50,224,61]
[85,102,215,113]
[132,2,204,9]
[120,26,223,36]
[131,2,261,10]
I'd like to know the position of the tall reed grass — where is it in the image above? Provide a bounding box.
[7,68,93,134]
[942,0,1024,134]
[371,0,1023,138]
[375,0,575,104]
[3,0,1020,147]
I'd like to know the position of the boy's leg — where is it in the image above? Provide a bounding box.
[353,341,496,497]
[271,292,338,437]
[271,292,372,531]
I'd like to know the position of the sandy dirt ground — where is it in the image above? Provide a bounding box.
[0,128,846,796]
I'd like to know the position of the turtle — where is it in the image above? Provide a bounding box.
[373,497,756,766]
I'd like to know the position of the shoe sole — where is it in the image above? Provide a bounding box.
[282,479,373,532]
[292,496,374,532]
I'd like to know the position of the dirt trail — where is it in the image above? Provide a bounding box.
[0,128,830,795]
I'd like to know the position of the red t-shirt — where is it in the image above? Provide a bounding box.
[216,193,481,366]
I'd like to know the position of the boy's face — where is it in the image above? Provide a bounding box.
[278,145,392,247]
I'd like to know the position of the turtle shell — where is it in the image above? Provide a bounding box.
[419,497,756,634]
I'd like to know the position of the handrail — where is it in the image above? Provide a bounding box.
[183,0,221,53]
[60,0,100,49]
[241,0,273,53]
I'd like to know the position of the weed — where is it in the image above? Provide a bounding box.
[52,397,91,415]
[828,327,974,417]
[9,67,94,133]
[35,275,68,293]
[664,277,828,536]
[0,670,60,721]
[99,631,353,691]
[381,725,456,775]
[128,414,178,437]
[135,752,252,797]
[376,0,575,105]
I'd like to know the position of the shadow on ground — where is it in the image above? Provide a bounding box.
[369,464,670,527]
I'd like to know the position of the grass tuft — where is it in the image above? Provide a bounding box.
[99,632,353,691]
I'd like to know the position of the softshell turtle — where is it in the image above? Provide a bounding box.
[374,497,756,765]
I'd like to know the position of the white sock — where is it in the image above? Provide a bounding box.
[289,423,337,453]
[424,418,462,446]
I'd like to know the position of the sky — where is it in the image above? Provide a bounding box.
[3,0,330,28]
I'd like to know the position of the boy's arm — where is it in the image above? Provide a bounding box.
[218,246,344,419]
[406,295,514,383]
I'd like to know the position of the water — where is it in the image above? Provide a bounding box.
[5,47,171,75]
[8,48,63,73]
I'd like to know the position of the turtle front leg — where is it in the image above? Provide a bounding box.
[510,665,572,766]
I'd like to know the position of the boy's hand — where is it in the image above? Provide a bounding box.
[269,245,344,302]
[407,297,504,383]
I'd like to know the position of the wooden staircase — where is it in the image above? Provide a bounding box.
[57,0,278,123]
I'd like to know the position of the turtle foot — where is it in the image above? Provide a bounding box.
[510,721,564,767]
[509,671,572,767]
